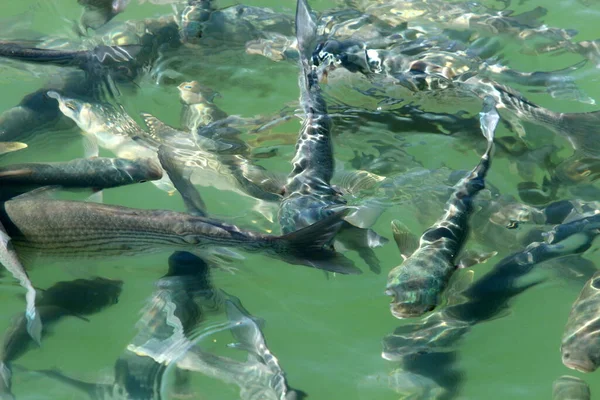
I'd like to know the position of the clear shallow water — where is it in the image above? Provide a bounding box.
[0,0,599,399]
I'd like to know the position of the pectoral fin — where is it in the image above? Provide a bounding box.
[456,250,498,269]
[391,220,419,260]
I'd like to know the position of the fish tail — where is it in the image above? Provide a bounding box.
[295,0,317,58]
[275,208,362,274]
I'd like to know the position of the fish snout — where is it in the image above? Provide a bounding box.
[562,350,597,373]
[385,287,435,319]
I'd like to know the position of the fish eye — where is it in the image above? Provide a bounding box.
[184,85,192,90]
[563,352,570,359]
[65,102,76,111]
[592,278,600,289]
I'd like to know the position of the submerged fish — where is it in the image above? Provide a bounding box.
[384,210,600,360]
[553,376,591,400]
[178,80,227,131]
[0,197,358,274]
[0,157,162,195]
[0,221,40,347]
[562,269,600,373]
[276,0,387,273]
[386,97,499,318]
[0,277,122,398]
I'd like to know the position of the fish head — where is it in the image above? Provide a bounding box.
[178,81,206,104]
[561,346,598,373]
[47,91,95,132]
[385,285,437,319]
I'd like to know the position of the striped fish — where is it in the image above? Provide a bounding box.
[385,97,499,318]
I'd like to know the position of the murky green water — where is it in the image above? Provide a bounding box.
[0,0,599,399]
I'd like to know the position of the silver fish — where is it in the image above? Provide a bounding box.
[385,97,499,318]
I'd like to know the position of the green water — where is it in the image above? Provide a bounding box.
[0,0,599,399]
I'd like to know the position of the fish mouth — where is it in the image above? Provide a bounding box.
[563,359,595,373]
[385,288,435,319]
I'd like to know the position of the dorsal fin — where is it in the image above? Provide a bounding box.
[141,113,185,139]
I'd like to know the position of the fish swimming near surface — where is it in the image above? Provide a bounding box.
[553,376,591,400]
[0,196,359,274]
[385,96,499,318]
[383,208,600,359]
[0,157,162,197]
[275,0,387,273]
[562,269,600,373]
[0,277,122,399]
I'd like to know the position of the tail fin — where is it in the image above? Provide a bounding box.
[295,0,317,58]
[276,209,362,274]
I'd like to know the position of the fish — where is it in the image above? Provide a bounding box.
[177,80,227,132]
[78,0,131,32]
[19,251,220,399]
[0,221,40,347]
[0,157,162,196]
[275,0,387,273]
[385,97,499,318]
[28,251,305,399]
[553,376,591,400]
[178,296,308,400]
[561,269,600,373]
[0,277,122,398]
[0,197,359,274]
[0,41,146,97]
[46,91,174,193]
[384,210,600,359]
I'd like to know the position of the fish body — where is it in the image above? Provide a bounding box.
[0,157,161,194]
[384,211,600,359]
[386,98,499,318]
[562,270,600,373]
[0,198,358,273]
[553,376,591,400]
[279,0,347,234]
